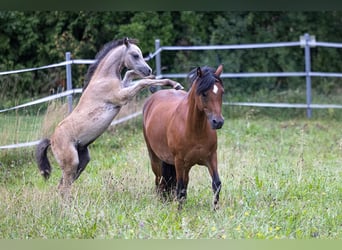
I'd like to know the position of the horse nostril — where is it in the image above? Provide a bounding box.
[212,118,224,129]
[141,67,152,76]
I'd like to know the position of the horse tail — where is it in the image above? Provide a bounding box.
[35,138,52,180]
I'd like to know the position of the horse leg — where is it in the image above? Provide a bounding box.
[74,146,90,181]
[142,125,168,196]
[162,162,177,197]
[122,70,154,87]
[122,70,138,87]
[175,161,190,209]
[116,78,183,104]
[144,143,164,193]
[141,78,183,90]
[151,160,163,193]
[51,140,79,200]
[211,171,221,210]
[207,152,222,210]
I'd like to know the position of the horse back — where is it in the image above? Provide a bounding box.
[143,89,186,114]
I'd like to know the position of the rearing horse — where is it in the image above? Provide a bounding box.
[143,65,224,209]
[36,38,183,198]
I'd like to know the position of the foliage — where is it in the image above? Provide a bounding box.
[1,11,342,105]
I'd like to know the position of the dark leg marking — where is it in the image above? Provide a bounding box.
[162,161,177,193]
[75,146,90,181]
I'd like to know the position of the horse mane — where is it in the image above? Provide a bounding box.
[187,66,223,95]
[83,38,139,90]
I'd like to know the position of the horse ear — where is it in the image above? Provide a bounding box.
[215,64,223,76]
[124,37,130,47]
[196,67,202,77]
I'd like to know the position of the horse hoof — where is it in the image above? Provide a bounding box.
[177,202,184,211]
[213,203,220,211]
[149,86,159,93]
[175,84,184,90]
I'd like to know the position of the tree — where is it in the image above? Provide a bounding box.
[1,11,342,105]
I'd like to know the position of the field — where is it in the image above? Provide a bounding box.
[0,104,342,239]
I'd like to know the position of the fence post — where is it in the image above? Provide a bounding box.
[155,39,161,78]
[65,52,73,113]
[303,33,312,118]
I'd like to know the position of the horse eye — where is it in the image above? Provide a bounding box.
[132,54,140,60]
[202,92,207,98]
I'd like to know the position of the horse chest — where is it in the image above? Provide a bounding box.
[173,136,215,166]
[188,142,212,158]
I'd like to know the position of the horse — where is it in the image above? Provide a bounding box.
[142,65,224,209]
[36,37,183,199]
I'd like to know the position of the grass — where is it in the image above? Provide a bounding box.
[1,100,342,239]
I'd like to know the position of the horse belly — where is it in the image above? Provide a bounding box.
[151,136,175,164]
[143,91,184,164]
[84,113,117,141]
[69,104,120,146]
[144,113,175,164]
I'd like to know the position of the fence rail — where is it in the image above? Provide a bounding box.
[153,33,342,118]
[1,33,342,150]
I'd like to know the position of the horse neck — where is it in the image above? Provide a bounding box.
[95,46,125,80]
[184,85,208,134]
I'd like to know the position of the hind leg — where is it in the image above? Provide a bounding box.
[143,133,163,192]
[74,146,90,181]
[146,147,169,195]
[51,139,79,199]
[149,152,163,192]
[162,162,176,196]
[58,148,79,199]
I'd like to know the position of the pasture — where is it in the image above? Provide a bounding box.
[0,103,342,239]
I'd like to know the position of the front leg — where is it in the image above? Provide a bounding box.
[175,160,190,210]
[130,78,183,90]
[176,178,186,210]
[114,80,151,105]
[122,70,142,87]
[115,78,184,105]
[122,70,156,87]
[207,152,221,210]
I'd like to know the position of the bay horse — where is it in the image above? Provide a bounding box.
[142,65,224,209]
[36,38,183,199]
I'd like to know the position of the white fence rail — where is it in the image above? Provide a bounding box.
[1,33,342,150]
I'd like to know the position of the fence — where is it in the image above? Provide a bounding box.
[153,33,342,118]
[1,33,342,150]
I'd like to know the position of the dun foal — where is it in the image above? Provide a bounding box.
[36,38,183,198]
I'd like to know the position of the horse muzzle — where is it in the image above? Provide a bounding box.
[138,66,152,77]
[209,115,224,130]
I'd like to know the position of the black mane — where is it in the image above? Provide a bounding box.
[188,66,223,95]
[83,38,138,90]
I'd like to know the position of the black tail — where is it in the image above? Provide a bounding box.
[35,138,52,180]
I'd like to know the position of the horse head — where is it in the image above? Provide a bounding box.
[123,37,152,77]
[191,65,225,130]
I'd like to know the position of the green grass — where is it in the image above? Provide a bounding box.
[0,113,44,145]
[1,105,342,239]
